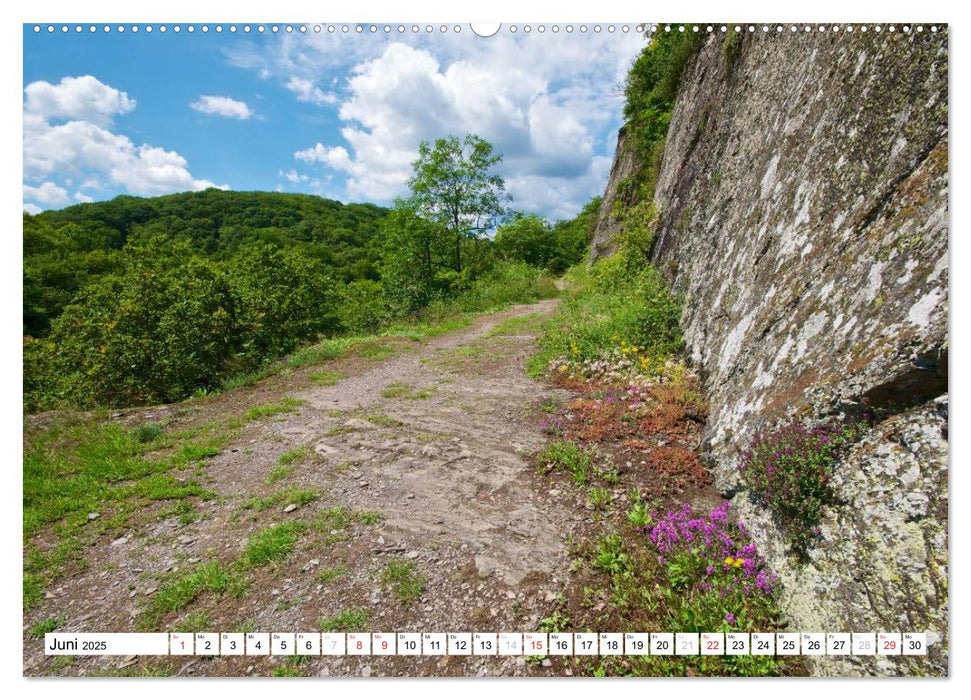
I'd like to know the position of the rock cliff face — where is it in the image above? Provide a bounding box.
[594,28,948,675]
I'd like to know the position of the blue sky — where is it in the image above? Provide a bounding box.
[23,24,645,220]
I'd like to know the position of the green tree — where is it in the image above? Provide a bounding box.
[494,213,555,270]
[379,206,450,315]
[495,197,601,274]
[228,244,340,365]
[407,134,508,276]
[550,195,601,271]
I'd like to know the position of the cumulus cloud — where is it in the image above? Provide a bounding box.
[23,75,135,127]
[271,31,643,216]
[190,94,254,120]
[23,181,70,207]
[286,77,337,105]
[23,75,224,209]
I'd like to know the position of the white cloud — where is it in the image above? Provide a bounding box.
[506,155,613,221]
[23,203,42,215]
[190,95,254,120]
[273,32,643,216]
[23,75,135,127]
[279,169,309,184]
[286,77,337,105]
[74,191,94,203]
[23,181,70,207]
[294,143,353,170]
[23,75,225,202]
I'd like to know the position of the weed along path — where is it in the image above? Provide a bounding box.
[24,298,595,677]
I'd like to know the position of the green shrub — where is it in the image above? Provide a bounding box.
[739,420,864,555]
[494,208,596,275]
[228,245,340,365]
[534,259,682,370]
[337,279,390,334]
[458,261,558,312]
[24,241,341,411]
[622,28,703,205]
[25,243,238,409]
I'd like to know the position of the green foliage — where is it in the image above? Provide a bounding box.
[22,139,561,414]
[29,615,65,638]
[23,418,222,543]
[337,278,390,334]
[551,196,602,269]
[316,564,347,584]
[380,207,451,315]
[380,559,427,604]
[24,240,338,411]
[494,214,555,269]
[266,466,293,484]
[137,562,248,631]
[175,611,212,633]
[538,609,571,633]
[240,522,306,568]
[357,510,383,525]
[722,29,744,71]
[25,242,235,409]
[277,446,309,466]
[242,486,319,512]
[739,420,864,555]
[309,369,344,386]
[494,198,601,274]
[381,382,434,400]
[621,28,703,212]
[229,245,340,365]
[587,486,611,511]
[533,259,682,371]
[132,422,164,444]
[243,398,303,421]
[627,501,653,529]
[408,133,508,274]
[624,28,702,154]
[24,190,387,337]
[449,261,558,313]
[318,608,370,632]
[594,534,630,575]
[23,214,124,338]
[537,439,593,485]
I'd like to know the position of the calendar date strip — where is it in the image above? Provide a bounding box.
[45,631,929,657]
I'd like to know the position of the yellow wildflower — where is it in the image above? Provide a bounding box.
[733,559,745,568]
[723,557,734,565]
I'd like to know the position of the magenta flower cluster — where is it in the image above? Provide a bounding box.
[643,502,778,597]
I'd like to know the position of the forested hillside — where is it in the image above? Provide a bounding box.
[24,190,388,339]
[24,170,597,412]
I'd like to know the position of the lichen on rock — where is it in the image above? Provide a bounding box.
[596,26,948,676]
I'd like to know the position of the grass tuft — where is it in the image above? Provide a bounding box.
[318,608,370,632]
[380,558,427,605]
[240,522,306,568]
[243,398,304,422]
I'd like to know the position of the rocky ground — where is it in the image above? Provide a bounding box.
[24,299,602,677]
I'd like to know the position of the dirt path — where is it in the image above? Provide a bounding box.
[26,299,590,677]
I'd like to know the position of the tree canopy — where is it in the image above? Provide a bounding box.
[407,134,509,274]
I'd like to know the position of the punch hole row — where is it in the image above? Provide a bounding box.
[32,24,942,35]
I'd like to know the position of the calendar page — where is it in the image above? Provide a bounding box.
[19,1,949,683]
